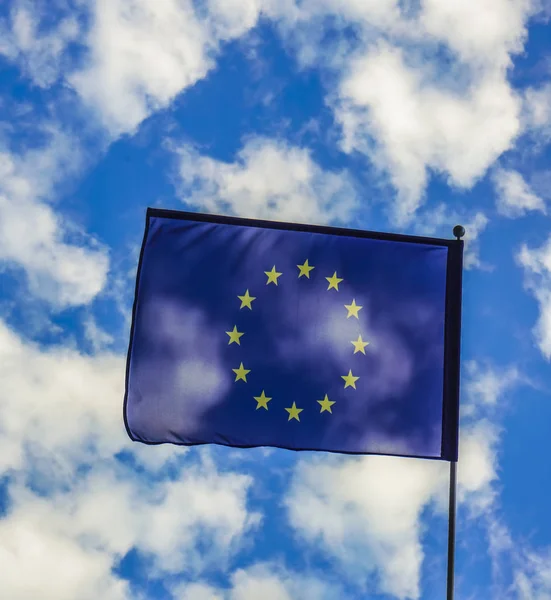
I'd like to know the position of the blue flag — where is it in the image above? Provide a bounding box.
[124,209,462,461]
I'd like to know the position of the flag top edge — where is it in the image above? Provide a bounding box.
[146,207,458,247]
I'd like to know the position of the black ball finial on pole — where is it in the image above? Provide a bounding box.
[453,225,465,240]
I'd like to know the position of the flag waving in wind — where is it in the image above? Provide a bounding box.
[124,209,462,461]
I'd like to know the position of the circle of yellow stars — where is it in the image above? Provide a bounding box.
[225,259,370,422]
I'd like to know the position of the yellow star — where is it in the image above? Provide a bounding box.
[226,325,244,345]
[254,390,271,410]
[326,271,343,291]
[344,299,363,319]
[317,394,336,414]
[237,289,256,310]
[342,369,359,389]
[351,334,370,355]
[232,363,250,382]
[297,259,315,278]
[265,266,282,285]
[285,401,303,421]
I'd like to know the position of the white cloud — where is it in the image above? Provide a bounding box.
[335,43,520,224]
[207,0,263,40]
[269,0,540,224]
[0,128,109,308]
[0,0,266,137]
[460,212,491,270]
[177,582,225,600]
[1,460,259,599]
[126,440,184,473]
[287,0,534,70]
[173,563,343,600]
[0,188,108,307]
[228,564,342,600]
[0,317,260,598]
[419,0,532,70]
[485,516,551,599]
[0,318,125,476]
[68,0,290,136]
[531,169,551,203]
[83,315,115,353]
[142,463,260,575]
[172,137,358,224]
[463,361,520,415]
[517,236,551,359]
[457,420,500,514]
[486,517,551,598]
[0,1,80,87]
[0,501,131,600]
[523,82,551,135]
[285,454,444,599]
[493,168,546,217]
[284,419,498,600]
[70,0,220,136]
[514,548,551,600]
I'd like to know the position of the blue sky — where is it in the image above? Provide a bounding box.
[1,1,551,599]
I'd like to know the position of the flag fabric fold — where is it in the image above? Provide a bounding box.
[124,208,462,461]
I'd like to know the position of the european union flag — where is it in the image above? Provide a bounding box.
[124,209,463,461]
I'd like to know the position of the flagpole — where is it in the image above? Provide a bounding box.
[446,224,464,600]
[446,460,458,600]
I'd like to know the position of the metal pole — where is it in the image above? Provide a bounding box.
[446,460,458,600]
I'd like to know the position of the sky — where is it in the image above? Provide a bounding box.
[1,0,551,599]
